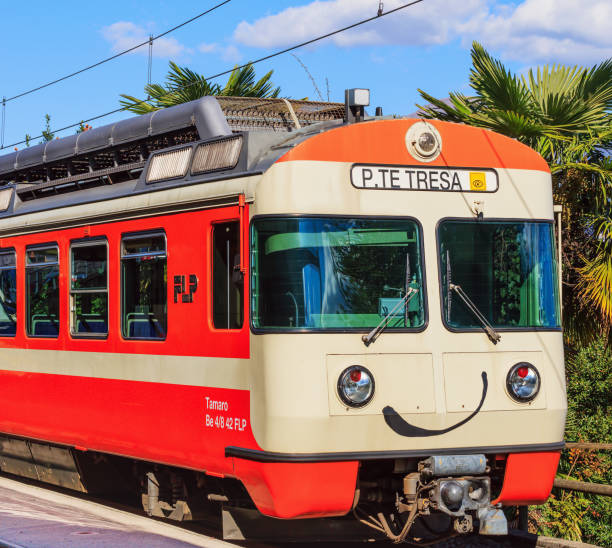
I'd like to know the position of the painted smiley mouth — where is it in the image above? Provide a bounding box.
[382,372,488,437]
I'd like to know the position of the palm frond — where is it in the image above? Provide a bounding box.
[119,61,281,113]
[469,42,535,117]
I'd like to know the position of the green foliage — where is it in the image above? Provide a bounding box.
[537,493,590,542]
[565,339,612,444]
[41,114,54,142]
[492,226,521,325]
[417,42,612,147]
[76,121,92,134]
[24,114,54,146]
[119,61,281,114]
[534,338,611,545]
[417,42,612,343]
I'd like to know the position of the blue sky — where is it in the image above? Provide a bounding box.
[1,0,610,150]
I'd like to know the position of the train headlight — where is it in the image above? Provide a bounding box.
[337,366,375,407]
[405,121,442,162]
[506,363,540,402]
[416,132,437,156]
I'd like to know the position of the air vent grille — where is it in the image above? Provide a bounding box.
[192,136,242,175]
[146,147,192,183]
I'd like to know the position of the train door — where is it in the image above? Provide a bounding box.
[207,204,249,358]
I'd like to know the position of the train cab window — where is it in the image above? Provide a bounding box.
[0,250,17,336]
[70,241,108,337]
[252,217,425,331]
[439,220,561,329]
[26,245,60,337]
[121,233,167,339]
[212,221,243,329]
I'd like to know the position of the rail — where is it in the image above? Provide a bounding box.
[553,442,611,497]
[565,442,612,451]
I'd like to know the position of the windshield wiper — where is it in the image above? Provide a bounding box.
[448,283,501,344]
[362,287,418,347]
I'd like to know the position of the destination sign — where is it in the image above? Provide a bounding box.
[351,164,498,193]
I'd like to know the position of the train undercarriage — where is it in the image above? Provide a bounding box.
[353,456,508,543]
[0,433,511,543]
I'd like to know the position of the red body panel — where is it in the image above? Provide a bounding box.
[0,369,258,474]
[234,459,358,519]
[0,207,249,358]
[0,204,358,519]
[493,451,561,505]
[0,368,357,519]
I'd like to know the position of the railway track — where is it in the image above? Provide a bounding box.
[0,474,600,548]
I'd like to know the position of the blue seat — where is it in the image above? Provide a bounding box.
[127,315,165,338]
[76,318,108,334]
[33,320,59,336]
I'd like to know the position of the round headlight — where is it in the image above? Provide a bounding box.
[506,362,540,402]
[337,366,375,408]
[405,121,442,162]
[416,131,437,156]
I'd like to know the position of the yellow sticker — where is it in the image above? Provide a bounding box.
[470,172,487,191]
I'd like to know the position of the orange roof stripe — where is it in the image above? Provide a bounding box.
[278,119,550,173]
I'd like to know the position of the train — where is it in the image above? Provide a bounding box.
[0,91,565,542]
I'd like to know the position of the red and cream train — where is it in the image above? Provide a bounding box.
[0,94,565,542]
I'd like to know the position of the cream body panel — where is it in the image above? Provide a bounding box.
[0,348,250,389]
[248,332,565,453]
[327,354,435,415]
[247,159,564,454]
[251,161,553,221]
[443,352,546,412]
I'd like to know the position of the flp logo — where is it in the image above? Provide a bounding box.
[469,172,487,191]
[174,274,198,303]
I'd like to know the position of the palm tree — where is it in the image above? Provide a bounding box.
[417,43,612,343]
[417,43,612,148]
[120,61,281,115]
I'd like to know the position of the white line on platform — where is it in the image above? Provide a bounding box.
[0,536,28,548]
[0,476,233,548]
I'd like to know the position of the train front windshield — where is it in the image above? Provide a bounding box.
[440,220,561,329]
[251,217,425,330]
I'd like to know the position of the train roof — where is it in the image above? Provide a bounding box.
[0,95,548,225]
[0,97,345,220]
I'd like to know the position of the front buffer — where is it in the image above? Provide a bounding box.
[227,448,560,542]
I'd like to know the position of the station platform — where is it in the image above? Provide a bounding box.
[0,476,231,548]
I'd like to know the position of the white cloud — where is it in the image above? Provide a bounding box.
[233,0,485,49]
[232,0,612,65]
[199,42,218,54]
[101,22,190,58]
[463,0,612,64]
[198,42,242,63]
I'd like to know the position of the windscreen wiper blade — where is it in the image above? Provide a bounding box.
[449,283,501,344]
[362,287,418,347]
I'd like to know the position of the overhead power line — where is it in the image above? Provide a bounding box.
[2,0,425,151]
[3,0,231,104]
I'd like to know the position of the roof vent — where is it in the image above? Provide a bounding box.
[146,146,192,183]
[191,136,242,175]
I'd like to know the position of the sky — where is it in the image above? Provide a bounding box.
[0,0,610,151]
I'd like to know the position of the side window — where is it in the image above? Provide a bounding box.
[70,241,108,337]
[212,221,243,329]
[121,232,167,339]
[26,245,60,337]
[0,250,17,336]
